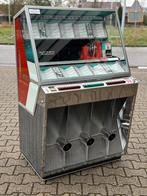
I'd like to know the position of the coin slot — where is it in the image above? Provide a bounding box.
[106,80,125,86]
[58,86,81,91]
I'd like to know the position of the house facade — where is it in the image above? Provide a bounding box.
[0,11,9,24]
[127,0,144,23]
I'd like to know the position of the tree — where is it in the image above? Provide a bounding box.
[63,0,79,7]
[26,0,52,6]
[0,0,53,22]
[10,0,25,18]
[0,4,8,15]
[118,5,123,24]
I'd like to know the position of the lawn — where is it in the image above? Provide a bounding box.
[124,26,147,46]
[0,25,147,46]
[107,25,147,47]
[0,25,14,45]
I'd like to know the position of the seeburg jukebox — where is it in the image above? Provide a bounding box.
[14,6,138,180]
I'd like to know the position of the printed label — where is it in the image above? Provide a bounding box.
[29,9,40,15]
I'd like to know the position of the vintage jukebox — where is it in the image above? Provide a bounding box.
[14,6,138,180]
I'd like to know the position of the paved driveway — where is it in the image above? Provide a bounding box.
[0,66,147,195]
[0,45,15,66]
[126,47,147,67]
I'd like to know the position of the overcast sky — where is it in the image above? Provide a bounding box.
[0,0,147,7]
[96,0,147,7]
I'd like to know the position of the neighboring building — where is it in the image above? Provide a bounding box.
[144,7,147,13]
[127,0,144,24]
[0,11,9,24]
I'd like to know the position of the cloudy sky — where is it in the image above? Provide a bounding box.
[95,0,147,7]
[0,0,147,7]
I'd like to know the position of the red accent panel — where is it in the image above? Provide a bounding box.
[15,17,30,106]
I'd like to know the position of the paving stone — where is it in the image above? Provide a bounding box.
[131,133,145,139]
[0,135,18,141]
[101,162,113,168]
[0,166,15,175]
[12,146,20,152]
[0,174,23,184]
[129,137,140,143]
[128,142,134,148]
[6,158,27,167]
[22,174,41,184]
[145,148,147,153]
[0,159,7,166]
[58,183,81,195]
[133,143,147,149]
[116,176,140,187]
[0,183,8,195]
[82,184,107,195]
[107,184,132,195]
[102,167,125,177]
[58,194,69,196]
[81,167,103,176]
[6,140,19,146]
[132,161,147,169]
[124,168,147,177]
[112,160,133,169]
[0,130,12,136]
[7,183,33,194]
[0,140,7,146]
[0,152,20,159]
[131,185,147,196]
[144,134,147,138]
[133,128,147,134]
[49,175,70,184]
[139,155,147,162]
[32,183,57,194]
[18,193,45,196]
[14,166,35,175]
[127,148,146,155]
[4,194,18,196]
[138,138,147,143]
[139,177,147,187]
[95,195,104,196]
[93,175,117,185]
[0,146,13,153]
[70,174,93,185]
[122,154,140,162]
[11,130,19,136]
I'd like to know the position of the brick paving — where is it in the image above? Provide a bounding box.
[0,66,147,196]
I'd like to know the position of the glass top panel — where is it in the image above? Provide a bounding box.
[29,9,108,40]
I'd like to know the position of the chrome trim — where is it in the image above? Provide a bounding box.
[115,10,130,73]
[25,5,116,12]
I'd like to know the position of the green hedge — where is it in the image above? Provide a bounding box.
[144,14,147,26]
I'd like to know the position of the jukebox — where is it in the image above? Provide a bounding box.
[14,6,138,179]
